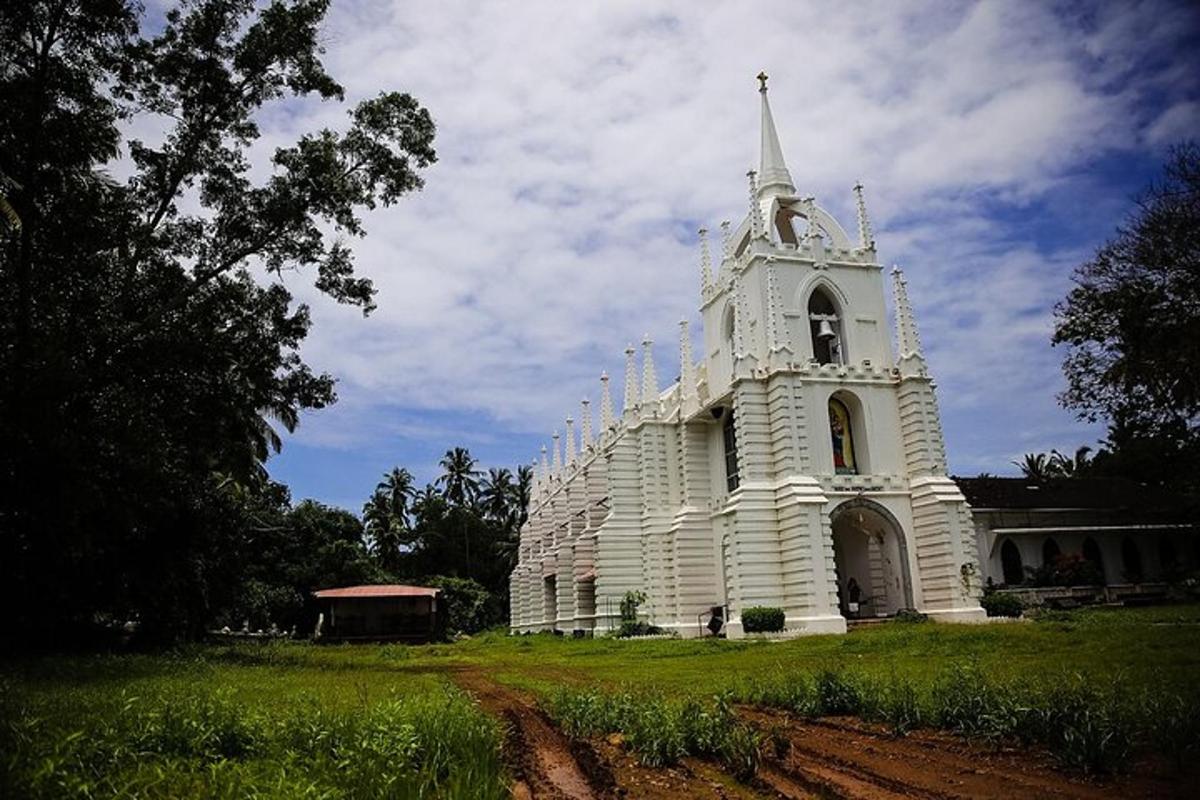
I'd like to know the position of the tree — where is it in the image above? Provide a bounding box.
[1014,452,1055,482]
[478,467,514,523]
[0,0,435,643]
[437,447,482,507]
[377,467,417,527]
[1053,143,1200,489]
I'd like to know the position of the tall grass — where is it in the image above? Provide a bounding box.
[0,682,507,799]
[544,688,762,780]
[733,661,1199,775]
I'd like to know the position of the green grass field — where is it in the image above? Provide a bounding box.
[3,604,1199,797]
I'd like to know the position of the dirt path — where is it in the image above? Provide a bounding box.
[452,669,776,800]
[741,708,1189,800]
[451,670,1188,799]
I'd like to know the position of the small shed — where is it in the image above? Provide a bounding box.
[313,584,441,642]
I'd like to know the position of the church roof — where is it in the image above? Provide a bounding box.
[954,476,1192,515]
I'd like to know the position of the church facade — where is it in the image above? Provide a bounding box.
[509,78,986,637]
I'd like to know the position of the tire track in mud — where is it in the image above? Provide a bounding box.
[741,708,1189,800]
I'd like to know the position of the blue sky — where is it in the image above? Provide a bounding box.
[250,0,1200,512]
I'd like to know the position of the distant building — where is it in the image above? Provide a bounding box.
[313,584,440,642]
[509,75,986,638]
[959,477,1197,597]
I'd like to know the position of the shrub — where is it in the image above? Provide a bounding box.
[980,592,1025,618]
[741,606,785,633]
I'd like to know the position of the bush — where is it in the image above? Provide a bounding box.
[741,606,785,633]
[980,592,1025,618]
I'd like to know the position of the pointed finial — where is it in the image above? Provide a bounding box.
[719,219,732,262]
[698,227,712,293]
[564,417,576,464]
[758,74,794,195]
[551,431,562,473]
[679,319,697,405]
[580,398,592,449]
[757,71,768,92]
[540,444,550,487]
[641,335,658,418]
[748,171,766,239]
[854,182,874,250]
[600,371,614,430]
[623,344,638,418]
[892,265,924,360]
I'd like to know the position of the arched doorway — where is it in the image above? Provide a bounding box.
[1121,537,1143,582]
[831,500,913,619]
[1082,537,1104,580]
[1000,540,1023,585]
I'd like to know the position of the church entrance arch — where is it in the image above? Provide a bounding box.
[830,499,914,618]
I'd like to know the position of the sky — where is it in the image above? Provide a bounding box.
[240,0,1200,512]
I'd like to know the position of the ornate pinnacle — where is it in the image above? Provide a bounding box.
[679,319,697,403]
[564,417,576,464]
[540,444,549,487]
[580,398,592,449]
[641,335,658,418]
[551,431,562,473]
[803,196,821,241]
[854,182,874,250]
[599,371,614,430]
[748,171,765,239]
[720,219,733,263]
[892,265,924,360]
[698,227,713,293]
[623,344,638,417]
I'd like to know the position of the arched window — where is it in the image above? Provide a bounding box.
[828,398,857,475]
[1000,540,1024,585]
[1122,537,1143,581]
[1042,537,1061,567]
[722,409,740,492]
[1082,537,1104,579]
[808,288,844,365]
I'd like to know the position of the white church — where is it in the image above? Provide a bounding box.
[509,76,986,638]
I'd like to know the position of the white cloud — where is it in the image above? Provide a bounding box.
[221,0,1199,475]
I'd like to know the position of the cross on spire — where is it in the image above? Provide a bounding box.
[757,71,769,92]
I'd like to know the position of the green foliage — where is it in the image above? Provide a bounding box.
[1053,143,1200,492]
[0,0,435,645]
[543,688,761,780]
[741,606,785,633]
[980,591,1025,618]
[619,590,647,623]
[1026,553,1104,587]
[0,649,505,799]
[422,575,504,636]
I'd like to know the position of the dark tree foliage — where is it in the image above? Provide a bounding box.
[357,451,532,633]
[0,0,435,645]
[1054,144,1200,490]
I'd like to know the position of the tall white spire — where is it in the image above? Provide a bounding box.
[532,456,542,499]
[641,335,658,419]
[698,227,712,293]
[892,266,924,361]
[580,398,592,450]
[679,319,697,405]
[600,371,614,430]
[854,182,874,250]
[551,431,562,473]
[756,72,794,197]
[623,344,638,418]
[540,444,549,488]
[564,416,576,464]
[719,219,732,264]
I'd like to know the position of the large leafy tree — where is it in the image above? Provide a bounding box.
[0,0,435,642]
[437,447,481,507]
[1053,143,1200,489]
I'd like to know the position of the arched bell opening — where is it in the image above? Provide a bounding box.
[831,500,913,619]
[808,288,845,365]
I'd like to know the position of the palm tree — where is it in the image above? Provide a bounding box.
[514,464,533,527]
[437,447,481,508]
[376,467,417,528]
[479,467,514,522]
[362,489,404,572]
[1050,446,1093,477]
[1014,452,1054,482]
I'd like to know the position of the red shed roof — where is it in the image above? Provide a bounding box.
[313,584,439,599]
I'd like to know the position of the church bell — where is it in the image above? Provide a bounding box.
[816,319,837,340]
